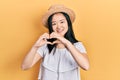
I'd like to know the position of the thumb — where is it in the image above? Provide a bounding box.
[46,41,52,45]
[52,40,61,44]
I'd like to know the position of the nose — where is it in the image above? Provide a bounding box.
[57,23,61,29]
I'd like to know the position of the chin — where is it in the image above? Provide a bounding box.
[61,34,65,37]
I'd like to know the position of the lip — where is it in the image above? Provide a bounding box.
[57,29,63,33]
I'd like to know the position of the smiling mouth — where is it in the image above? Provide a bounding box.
[57,29,64,33]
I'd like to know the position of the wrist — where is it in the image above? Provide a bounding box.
[33,45,39,49]
[65,40,72,46]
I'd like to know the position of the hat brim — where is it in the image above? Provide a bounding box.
[42,5,75,28]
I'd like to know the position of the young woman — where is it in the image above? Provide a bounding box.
[21,4,90,80]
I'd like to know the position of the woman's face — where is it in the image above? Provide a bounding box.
[51,13,68,36]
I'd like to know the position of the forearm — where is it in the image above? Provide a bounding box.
[21,33,49,70]
[21,46,38,70]
[65,41,89,70]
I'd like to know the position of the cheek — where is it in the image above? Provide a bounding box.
[64,24,68,31]
[52,26,57,32]
[64,27,68,33]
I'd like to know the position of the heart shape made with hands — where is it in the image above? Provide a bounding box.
[47,38,56,45]
[46,38,61,45]
[42,32,62,45]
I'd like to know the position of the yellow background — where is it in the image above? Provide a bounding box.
[0,0,120,80]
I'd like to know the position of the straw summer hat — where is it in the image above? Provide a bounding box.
[42,4,76,27]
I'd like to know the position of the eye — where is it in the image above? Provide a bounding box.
[52,23,56,26]
[60,21,64,24]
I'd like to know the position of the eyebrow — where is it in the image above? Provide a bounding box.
[52,19,65,23]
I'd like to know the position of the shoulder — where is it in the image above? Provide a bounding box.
[73,41,83,46]
[73,41,87,53]
[37,44,48,57]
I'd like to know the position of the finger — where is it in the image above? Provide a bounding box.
[50,32,56,39]
[46,41,53,45]
[46,34,50,39]
[49,35,53,39]
[42,35,49,40]
[43,37,47,40]
[52,40,61,44]
[41,33,49,39]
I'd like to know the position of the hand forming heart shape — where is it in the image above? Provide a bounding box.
[34,32,63,47]
[47,38,57,45]
[47,38,62,45]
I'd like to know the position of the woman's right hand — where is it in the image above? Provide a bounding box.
[33,33,51,47]
[22,33,50,70]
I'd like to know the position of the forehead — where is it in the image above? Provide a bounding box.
[52,13,66,21]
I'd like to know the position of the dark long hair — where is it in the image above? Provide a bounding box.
[47,12,78,53]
